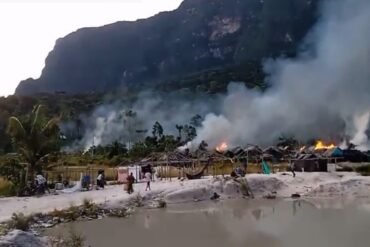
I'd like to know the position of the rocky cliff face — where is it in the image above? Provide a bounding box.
[16,0,319,95]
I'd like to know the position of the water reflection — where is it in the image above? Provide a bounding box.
[46,199,370,247]
[292,200,301,216]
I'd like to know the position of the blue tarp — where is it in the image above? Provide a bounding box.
[262,160,271,174]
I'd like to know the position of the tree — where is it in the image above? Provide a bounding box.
[129,141,151,159]
[152,121,164,139]
[276,135,298,150]
[7,105,60,178]
[198,140,208,151]
[107,141,128,158]
[175,124,183,140]
[190,114,203,127]
[183,125,197,142]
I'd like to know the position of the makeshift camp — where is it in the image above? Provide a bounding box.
[292,154,328,172]
[323,147,343,157]
[243,145,263,162]
[117,167,128,183]
[342,150,369,163]
[185,158,213,180]
[141,164,153,174]
[263,147,284,162]
[117,166,141,183]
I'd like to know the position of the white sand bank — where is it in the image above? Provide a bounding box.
[1,172,370,222]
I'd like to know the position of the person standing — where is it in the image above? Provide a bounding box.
[35,173,49,194]
[127,172,135,194]
[145,172,152,191]
[97,170,105,189]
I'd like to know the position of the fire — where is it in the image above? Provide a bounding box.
[314,140,336,150]
[216,142,228,152]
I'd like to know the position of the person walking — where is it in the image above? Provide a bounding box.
[145,172,152,191]
[127,172,135,194]
[290,162,296,178]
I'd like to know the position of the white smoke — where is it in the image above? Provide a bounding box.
[193,0,370,149]
[65,0,370,152]
[350,112,370,151]
[63,91,219,152]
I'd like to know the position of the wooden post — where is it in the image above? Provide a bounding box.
[221,159,224,177]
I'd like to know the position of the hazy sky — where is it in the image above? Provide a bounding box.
[0,0,182,96]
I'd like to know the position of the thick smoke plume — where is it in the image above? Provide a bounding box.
[65,0,370,152]
[62,91,219,152]
[193,0,370,149]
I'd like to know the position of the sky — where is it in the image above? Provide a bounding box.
[0,0,183,97]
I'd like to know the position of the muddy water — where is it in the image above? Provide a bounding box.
[46,199,370,247]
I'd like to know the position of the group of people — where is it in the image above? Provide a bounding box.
[28,169,153,196]
[125,171,152,194]
[95,169,155,194]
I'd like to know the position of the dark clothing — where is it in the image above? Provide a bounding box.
[291,164,296,177]
[97,179,105,188]
[230,171,237,178]
[97,173,105,189]
[127,183,134,194]
[146,181,151,191]
[127,175,135,194]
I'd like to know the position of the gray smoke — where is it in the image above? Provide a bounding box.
[63,91,220,152]
[193,0,370,149]
[66,0,370,152]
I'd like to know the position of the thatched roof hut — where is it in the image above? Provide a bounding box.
[292,153,328,172]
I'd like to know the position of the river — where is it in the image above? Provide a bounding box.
[45,198,370,247]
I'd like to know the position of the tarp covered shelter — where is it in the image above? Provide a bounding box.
[324,147,343,157]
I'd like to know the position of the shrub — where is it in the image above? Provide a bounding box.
[65,228,85,247]
[0,159,26,196]
[82,198,93,209]
[0,179,17,197]
[64,205,80,221]
[128,193,144,207]
[8,213,32,231]
[355,165,370,176]
[157,199,167,208]
[50,228,86,247]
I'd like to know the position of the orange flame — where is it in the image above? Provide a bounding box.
[314,141,335,150]
[216,142,228,152]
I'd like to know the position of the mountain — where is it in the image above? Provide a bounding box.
[15,0,319,95]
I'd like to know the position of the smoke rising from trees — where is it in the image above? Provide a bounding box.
[193,0,370,149]
[65,0,370,152]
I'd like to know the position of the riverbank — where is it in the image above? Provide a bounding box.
[1,172,370,222]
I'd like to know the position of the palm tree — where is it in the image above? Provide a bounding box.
[7,105,60,179]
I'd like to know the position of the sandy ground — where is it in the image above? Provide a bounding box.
[1,172,370,222]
